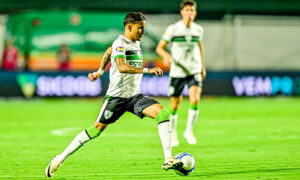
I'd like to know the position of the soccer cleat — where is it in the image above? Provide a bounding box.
[184,131,197,144]
[172,133,179,147]
[162,157,183,171]
[45,156,63,178]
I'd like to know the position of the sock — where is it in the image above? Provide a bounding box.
[57,125,101,163]
[158,121,172,161]
[170,114,178,134]
[169,108,178,134]
[156,109,172,161]
[186,106,199,132]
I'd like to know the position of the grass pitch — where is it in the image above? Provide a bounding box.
[0,97,300,179]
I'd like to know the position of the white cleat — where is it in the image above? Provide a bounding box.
[172,133,179,147]
[45,156,63,178]
[184,131,197,144]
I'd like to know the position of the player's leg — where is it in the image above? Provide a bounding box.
[184,75,203,144]
[170,96,182,146]
[143,104,172,160]
[45,96,125,178]
[169,77,185,146]
[141,102,182,170]
[45,122,107,178]
[55,122,108,163]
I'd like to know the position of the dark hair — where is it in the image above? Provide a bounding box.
[123,12,146,26]
[180,0,197,9]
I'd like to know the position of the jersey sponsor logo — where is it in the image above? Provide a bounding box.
[116,46,124,52]
[104,110,113,119]
[128,61,143,67]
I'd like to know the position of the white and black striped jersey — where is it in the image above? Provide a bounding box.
[106,35,143,98]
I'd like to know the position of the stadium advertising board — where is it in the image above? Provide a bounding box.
[0,71,299,97]
[232,76,298,96]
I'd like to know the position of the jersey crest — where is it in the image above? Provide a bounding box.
[104,110,113,119]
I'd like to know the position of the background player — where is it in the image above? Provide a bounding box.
[45,12,183,178]
[156,0,206,146]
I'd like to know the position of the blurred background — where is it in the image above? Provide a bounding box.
[0,0,300,98]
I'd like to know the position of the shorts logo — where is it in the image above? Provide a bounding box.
[169,86,175,96]
[194,74,202,82]
[116,46,124,52]
[104,110,113,119]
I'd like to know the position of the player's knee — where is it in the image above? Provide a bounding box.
[171,97,182,109]
[190,95,200,105]
[171,103,179,110]
[190,99,199,106]
[93,122,107,131]
[155,109,170,124]
[171,102,180,111]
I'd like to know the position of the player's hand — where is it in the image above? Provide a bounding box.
[88,72,101,82]
[163,54,172,68]
[201,69,206,81]
[149,67,163,77]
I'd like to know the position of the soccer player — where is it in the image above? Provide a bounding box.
[45,12,183,178]
[156,0,206,146]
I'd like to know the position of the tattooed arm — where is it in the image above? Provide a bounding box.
[88,47,112,82]
[116,57,163,77]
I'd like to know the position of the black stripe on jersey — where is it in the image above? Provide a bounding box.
[172,36,199,39]
[171,36,185,41]
[173,36,185,39]
[125,50,142,55]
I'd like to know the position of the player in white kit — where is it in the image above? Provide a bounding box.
[45,12,183,178]
[156,0,206,146]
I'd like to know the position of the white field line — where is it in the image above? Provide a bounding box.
[50,126,82,136]
[49,126,156,138]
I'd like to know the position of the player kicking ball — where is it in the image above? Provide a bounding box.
[45,12,183,178]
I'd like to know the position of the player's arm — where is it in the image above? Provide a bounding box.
[156,40,172,68]
[115,57,163,77]
[198,41,206,80]
[88,47,112,82]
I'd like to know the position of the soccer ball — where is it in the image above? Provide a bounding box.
[174,152,196,176]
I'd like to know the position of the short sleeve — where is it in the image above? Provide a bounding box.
[112,40,126,60]
[161,25,174,42]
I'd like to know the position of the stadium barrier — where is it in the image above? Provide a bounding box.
[0,71,299,97]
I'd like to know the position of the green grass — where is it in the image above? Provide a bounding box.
[0,97,300,179]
